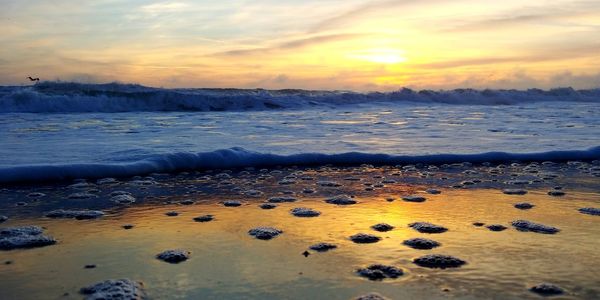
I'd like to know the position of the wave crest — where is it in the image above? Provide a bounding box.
[0,81,598,113]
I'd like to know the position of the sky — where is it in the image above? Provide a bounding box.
[0,0,599,90]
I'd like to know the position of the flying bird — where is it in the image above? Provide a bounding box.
[27,76,40,82]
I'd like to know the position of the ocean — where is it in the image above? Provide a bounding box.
[0,81,599,183]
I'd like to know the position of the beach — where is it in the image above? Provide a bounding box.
[1,160,599,299]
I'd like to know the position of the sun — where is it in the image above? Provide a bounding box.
[347,48,407,64]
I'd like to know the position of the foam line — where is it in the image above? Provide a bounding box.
[1,146,598,184]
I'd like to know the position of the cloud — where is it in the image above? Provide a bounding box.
[443,14,559,32]
[309,0,403,32]
[441,2,600,32]
[308,0,445,33]
[273,74,289,84]
[141,2,189,15]
[211,33,367,57]
[413,41,600,69]
[547,71,600,88]
[417,57,525,69]
[478,70,600,90]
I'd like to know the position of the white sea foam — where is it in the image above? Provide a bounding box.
[0,146,598,184]
[1,81,598,113]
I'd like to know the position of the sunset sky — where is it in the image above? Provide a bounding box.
[1,0,599,90]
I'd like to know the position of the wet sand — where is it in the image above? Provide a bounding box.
[1,162,599,299]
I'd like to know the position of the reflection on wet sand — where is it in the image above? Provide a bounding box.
[1,163,600,299]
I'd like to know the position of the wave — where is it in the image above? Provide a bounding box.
[0,81,599,113]
[1,146,598,184]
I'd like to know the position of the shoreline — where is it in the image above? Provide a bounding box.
[1,146,599,185]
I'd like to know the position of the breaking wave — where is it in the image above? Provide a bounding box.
[0,81,599,113]
[1,146,598,184]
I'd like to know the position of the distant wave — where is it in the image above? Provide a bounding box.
[0,81,598,113]
[1,146,598,184]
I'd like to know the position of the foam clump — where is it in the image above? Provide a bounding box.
[511,220,559,234]
[248,227,282,240]
[409,222,448,233]
[309,242,337,252]
[27,192,46,198]
[318,180,341,187]
[156,249,190,263]
[259,203,277,209]
[244,189,263,197]
[129,179,156,186]
[325,195,357,205]
[357,264,403,280]
[80,279,146,300]
[111,194,136,204]
[350,233,381,244]
[68,182,94,189]
[403,238,440,249]
[486,224,507,231]
[68,192,98,199]
[97,177,117,184]
[371,223,394,232]
[579,207,600,216]
[547,190,565,196]
[502,189,528,195]
[223,200,242,207]
[267,196,297,203]
[0,225,56,250]
[402,195,426,202]
[109,190,131,197]
[290,207,321,217]
[354,293,391,300]
[529,283,564,296]
[45,209,104,219]
[514,202,534,209]
[193,215,214,222]
[413,254,466,268]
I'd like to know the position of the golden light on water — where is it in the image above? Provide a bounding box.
[2,187,600,299]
